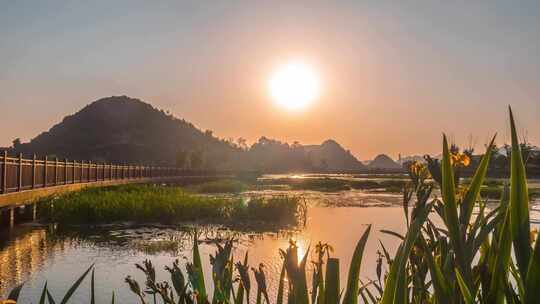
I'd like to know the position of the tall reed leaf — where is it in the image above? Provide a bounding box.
[90,269,95,304]
[420,237,450,304]
[192,231,207,301]
[39,282,48,304]
[509,107,531,278]
[455,268,474,304]
[380,203,431,304]
[235,281,245,304]
[295,247,311,304]
[342,225,371,304]
[441,135,471,289]
[460,135,496,227]
[525,231,540,303]
[60,264,94,304]
[324,258,340,304]
[276,261,286,304]
[8,283,24,301]
[237,252,251,304]
[47,290,57,304]
[488,210,513,304]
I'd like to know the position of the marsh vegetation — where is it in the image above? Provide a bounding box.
[38,185,306,227]
[4,109,540,303]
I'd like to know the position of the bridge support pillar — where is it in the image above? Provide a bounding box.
[0,209,6,227]
[7,208,14,228]
[16,204,36,223]
[32,203,37,221]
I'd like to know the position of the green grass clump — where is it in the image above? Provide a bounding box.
[134,239,182,255]
[242,196,306,223]
[349,179,406,190]
[190,179,247,194]
[38,185,303,225]
[289,178,350,192]
[258,177,350,191]
[261,177,406,192]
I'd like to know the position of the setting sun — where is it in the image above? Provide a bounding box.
[269,62,320,111]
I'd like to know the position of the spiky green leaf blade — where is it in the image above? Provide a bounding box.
[441,135,472,289]
[192,231,207,302]
[324,258,340,304]
[421,237,450,304]
[460,135,496,227]
[510,262,525,301]
[359,290,370,304]
[295,246,311,304]
[256,289,262,304]
[469,212,503,257]
[380,203,431,304]
[342,225,371,304]
[235,282,245,304]
[488,210,513,304]
[47,289,57,304]
[316,263,325,304]
[359,281,377,304]
[395,264,407,304]
[509,107,531,278]
[111,291,115,304]
[379,230,404,240]
[59,264,94,304]
[276,260,285,304]
[455,268,474,304]
[90,269,95,304]
[39,282,48,304]
[525,231,540,303]
[7,282,24,301]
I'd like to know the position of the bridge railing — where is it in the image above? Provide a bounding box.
[0,151,182,194]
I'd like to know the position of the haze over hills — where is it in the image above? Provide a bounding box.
[304,140,365,171]
[12,96,367,172]
[366,154,402,170]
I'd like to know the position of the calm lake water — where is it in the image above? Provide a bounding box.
[1,174,539,303]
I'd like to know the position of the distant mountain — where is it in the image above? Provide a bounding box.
[16,96,240,168]
[239,137,365,172]
[304,140,366,171]
[12,96,365,172]
[367,154,402,170]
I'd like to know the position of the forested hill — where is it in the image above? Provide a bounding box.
[12,96,367,172]
[15,96,241,167]
[304,140,366,171]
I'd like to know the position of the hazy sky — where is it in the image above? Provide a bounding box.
[1,1,539,159]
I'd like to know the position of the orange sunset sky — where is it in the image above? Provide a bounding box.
[1,1,539,159]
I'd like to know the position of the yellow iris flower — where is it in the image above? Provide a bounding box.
[410,161,430,179]
[450,153,470,167]
[531,228,539,244]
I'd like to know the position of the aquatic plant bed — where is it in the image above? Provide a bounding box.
[38,185,305,225]
[258,177,407,192]
[187,179,248,194]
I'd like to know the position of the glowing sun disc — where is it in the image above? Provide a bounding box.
[269,62,320,110]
